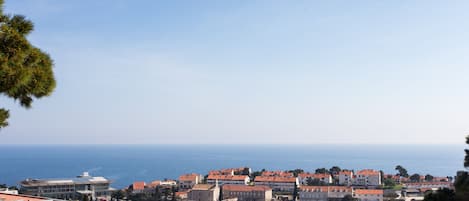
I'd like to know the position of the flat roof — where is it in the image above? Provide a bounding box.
[21,176,111,187]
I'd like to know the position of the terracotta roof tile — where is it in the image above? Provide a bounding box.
[179,173,200,181]
[356,169,380,176]
[355,189,383,195]
[132,181,146,190]
[207,175,248,181]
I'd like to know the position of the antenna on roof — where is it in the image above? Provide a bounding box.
[78,172,90,178]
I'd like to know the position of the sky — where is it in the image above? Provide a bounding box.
[1,0,469,144]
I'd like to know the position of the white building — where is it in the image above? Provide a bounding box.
[222,185,272,201]
[338,170,354,186]
[188,184,220,201]
[299,186,353,201]
[403,182,452,190]
[207,175,249,186]
[253,176,299,193]
[354,169,381,186]
[20,172,114,200]
[179,173,203,190]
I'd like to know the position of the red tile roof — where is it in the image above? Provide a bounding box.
[0,193,50,201]
[355,189,383,195]
[207,175,248,181]
[356,169,380,176]
[132,181,146,190]
[148,180,160,188]
[175,191,188,198]
[179,173,200,181]
[339,170,353,175]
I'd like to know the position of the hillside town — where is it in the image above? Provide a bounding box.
[0,166,460,201]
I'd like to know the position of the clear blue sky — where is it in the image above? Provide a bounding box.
[1,0,469,144]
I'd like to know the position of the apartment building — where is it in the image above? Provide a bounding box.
[179,173,203,190]
[207,175,250,186]
[354,170,381,186]
[222,185,272,201]
[188,184,220,201]
[338,170,354,186]
[19,172,114,200]
[299,186,353,201]
[253,176,298,193]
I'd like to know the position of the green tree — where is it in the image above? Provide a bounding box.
[155,186,162,201]
[111,190,125,201]
[0,0,56,129]
[465,136,469,168]
[425,174,434,182]
[329,166,341,175]
[395,165,409,177]
[410,174,421,182]
[288,169,304,177]
[383,178,396,188]
[202,174,208,184]
[306,178,326,186]
[315,168,329,174]
[424,188,455,201]
[453,135,469,199]
[250,169,265,180]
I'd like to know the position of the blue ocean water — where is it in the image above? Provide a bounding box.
[0,144,465,188]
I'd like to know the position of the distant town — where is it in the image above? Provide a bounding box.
[0,165,459,201]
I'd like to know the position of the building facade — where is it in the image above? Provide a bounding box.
[222,185,272,201]
[20,172,114,200]
[253,176,298,193]
[338,171,354,186]
[354,170,381,186]
[188,184,220,201]
[207,175,250,186]
[179,174,203,190]
[299,186,353,201]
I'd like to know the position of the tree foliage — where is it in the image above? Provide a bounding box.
[288,169,304,177]
[465,135,469,168]
[383,178,396,188]
[425,174,434,182]
[395,165,409,177]
[0,0,56,129]
[329,166,341,175]
[315,168,329,174]
[424,188,456,201]
[306,177,327,186]
[410,174,421,182]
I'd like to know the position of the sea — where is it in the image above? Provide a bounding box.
[0,144,465,188]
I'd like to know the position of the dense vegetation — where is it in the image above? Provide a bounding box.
[0,0,56,129]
